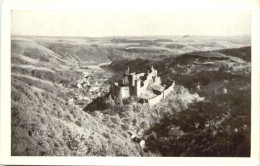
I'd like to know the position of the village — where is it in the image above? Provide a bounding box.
[63,64,112,108]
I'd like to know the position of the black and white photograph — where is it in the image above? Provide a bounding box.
[0,0,259,165]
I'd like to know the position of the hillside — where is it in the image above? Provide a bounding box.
[107,46,251,156]
[11,38,141,156]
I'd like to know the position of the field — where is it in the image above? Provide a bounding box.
[11,35,251,156]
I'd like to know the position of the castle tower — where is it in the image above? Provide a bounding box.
[123,67,130,85]
[125,67,130,75]
[147,65,153,73]
[135,79,141,97]
[130,74,136,86]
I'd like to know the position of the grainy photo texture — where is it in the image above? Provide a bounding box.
[11,10,251,156]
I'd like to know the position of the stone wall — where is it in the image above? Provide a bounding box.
[148,93,164,106]
[164,81,175,97]
[147,81,175,106]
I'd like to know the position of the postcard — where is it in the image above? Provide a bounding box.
[0,0,259,165]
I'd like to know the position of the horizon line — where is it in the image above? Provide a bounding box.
[11,34,251,39]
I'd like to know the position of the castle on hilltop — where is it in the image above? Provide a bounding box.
[111,65,175,106]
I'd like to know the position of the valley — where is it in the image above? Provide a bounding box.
[11,35,251,156]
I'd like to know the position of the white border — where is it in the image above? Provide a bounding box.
[1,0,259,165]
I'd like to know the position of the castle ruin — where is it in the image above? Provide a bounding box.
[111,65,175,106]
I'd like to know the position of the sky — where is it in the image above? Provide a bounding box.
[11,10,251,37]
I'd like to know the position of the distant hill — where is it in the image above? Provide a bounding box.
[153,39,173,42]
[108,46,251,86]
[215,46,251,62]
[12,35,251,64]
[109,46,250,72]
[166,44,186,49]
